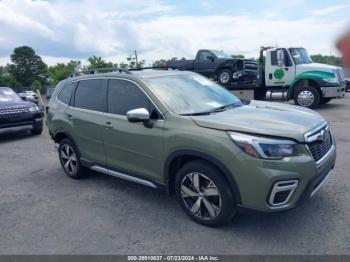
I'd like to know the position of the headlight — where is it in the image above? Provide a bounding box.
[29,105,40,112]
[228,131,298,159]
[322,78,339,84]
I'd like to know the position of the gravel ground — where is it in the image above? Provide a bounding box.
[0,96,349,255]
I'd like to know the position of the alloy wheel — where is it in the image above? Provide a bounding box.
[297,90,315,107]
[180,172,222,220]
[220,72,230,84]
[60,144,78,175]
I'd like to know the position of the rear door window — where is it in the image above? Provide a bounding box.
[74,79,105,112]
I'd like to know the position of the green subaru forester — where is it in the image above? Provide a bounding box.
[47,69,336,226]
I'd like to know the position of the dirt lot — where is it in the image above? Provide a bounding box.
[0,96,349,255]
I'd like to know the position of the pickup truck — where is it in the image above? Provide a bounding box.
[165,49,258,84]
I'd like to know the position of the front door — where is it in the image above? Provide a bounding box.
[103,78,164,182]
[265,48,295,87]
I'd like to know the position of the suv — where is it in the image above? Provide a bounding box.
[47,69,336,226]
[0,87,43,135]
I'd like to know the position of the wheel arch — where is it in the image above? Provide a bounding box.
[53,130,82,156]
[164,150,242,204]
[288,78,322,99]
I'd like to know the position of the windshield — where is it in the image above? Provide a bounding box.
[0,88,22,102]
[211,50,232,59]
[146,74,242,115]
[289,48,312,65]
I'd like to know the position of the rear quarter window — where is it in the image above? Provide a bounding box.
[57,82,76,105]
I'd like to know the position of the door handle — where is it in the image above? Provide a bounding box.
[66,113,73,119]
[105,121,112,128]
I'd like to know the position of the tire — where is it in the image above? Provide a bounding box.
[293,85,320,108]
[58,138,86,179]
[320,98,332,104]
[31,125,43,135]
[175,160,236,227]
[218,69,232,84]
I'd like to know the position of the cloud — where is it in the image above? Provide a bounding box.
[310,4,350,16]
[0,0,349,66]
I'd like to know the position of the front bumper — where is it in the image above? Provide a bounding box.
[321,84,346,98]
[0,111,43,130]
[227,132,336,213]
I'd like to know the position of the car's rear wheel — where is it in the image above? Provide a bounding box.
[218,69,232,84]
[175,161,236,227]
[31,125,43,135]
[294,86,320,108]
[58,138,86,179]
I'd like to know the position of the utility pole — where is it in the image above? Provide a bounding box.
[134,50,138,68]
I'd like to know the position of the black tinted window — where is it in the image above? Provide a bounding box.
[108,79,158,118]
[271,51,277,65]
[198,51,212,61]
[57,82,76,105]
[74,79,105,112]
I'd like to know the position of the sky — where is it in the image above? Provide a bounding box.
[0,0,349,66]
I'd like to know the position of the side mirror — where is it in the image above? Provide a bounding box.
[207,55,215,62]
[277,49,285,66]
[127,108,153,128]
[127,108,150,122]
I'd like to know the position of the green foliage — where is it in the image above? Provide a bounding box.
[125,56,145,68]
[231,54,245,59]
[310,54,342,66]
[48,60,81,85]
[152,59,167,68]
[31,80,42,92]
[8,46,48,86]
[87,56,115,69]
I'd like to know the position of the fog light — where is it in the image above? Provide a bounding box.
[269,180,298,207]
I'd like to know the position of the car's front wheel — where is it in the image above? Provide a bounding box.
[294,86,320,108]
[175,161,236,227]
[58,138,86,179]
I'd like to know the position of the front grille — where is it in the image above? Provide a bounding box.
[307,129,332,162]
[0,108,29,114]
[0,105,29,115]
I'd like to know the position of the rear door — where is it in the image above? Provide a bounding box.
[103,78,164,181]
[65,78,106,164]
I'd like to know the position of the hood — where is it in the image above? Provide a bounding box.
[297,62,340,73]
[191,100,326,142]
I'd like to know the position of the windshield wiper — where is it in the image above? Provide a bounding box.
[180,102,241,116]
[180,111,212,116]
[209,102,241,113]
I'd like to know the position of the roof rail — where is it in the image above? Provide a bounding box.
[70,67,132,77]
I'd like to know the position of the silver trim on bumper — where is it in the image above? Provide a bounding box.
[311,170,332,197]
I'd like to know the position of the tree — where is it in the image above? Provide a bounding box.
[231,54,245,59]
[310,54,342,66]
[8,46,48,87]
[87,56,114,69]
[48,60,81,85]
[152,59,167,68]
[31,80,42,93]
[124,56,145,69]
